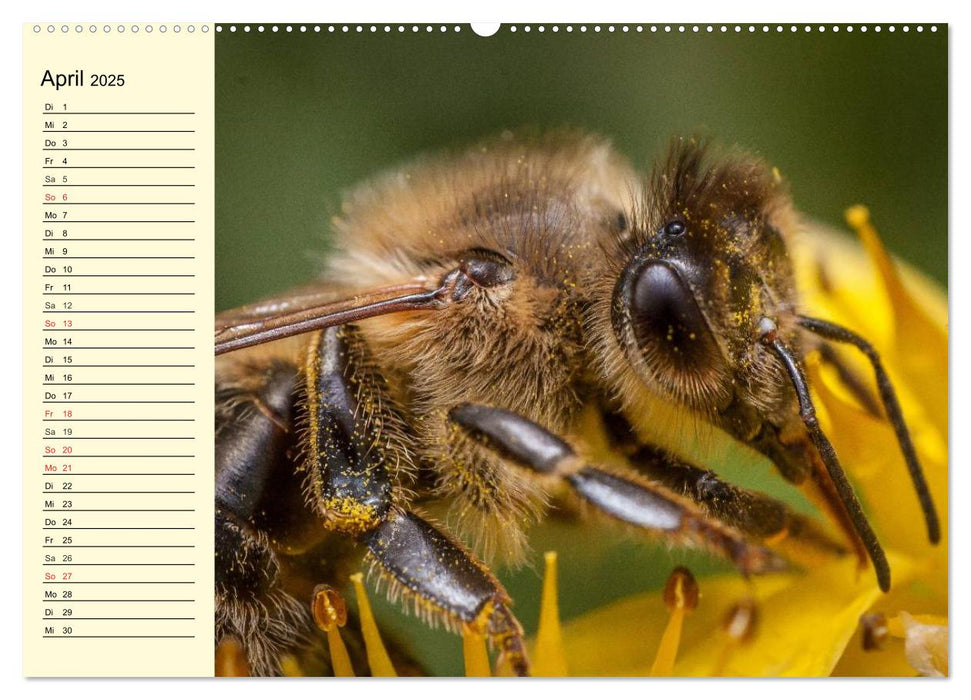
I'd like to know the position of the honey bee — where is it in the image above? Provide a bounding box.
[214,130,939,676]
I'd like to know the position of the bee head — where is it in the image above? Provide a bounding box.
[606,138,800,420]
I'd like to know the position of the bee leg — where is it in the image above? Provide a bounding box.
[303,326,394,536]
[599,410,847,558]
[450,403,787,576]
[303,329,528,673]
[627,445,847,558]
[215,505,314,675]
[216,361,327,676]
[362,508,530,676]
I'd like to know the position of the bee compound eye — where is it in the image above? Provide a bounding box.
[663,220,686,237]
[459,250,515,288]
[628,261,720,370]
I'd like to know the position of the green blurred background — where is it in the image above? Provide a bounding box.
[215,24,947,675]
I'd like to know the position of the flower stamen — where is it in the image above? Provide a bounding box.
[312,584,355,677]
[711,597,758,676]
[462,628,491,677]
[650,566,698,676]
[350,572,397,676]
[860,612,889,652]
[534,551,568,676]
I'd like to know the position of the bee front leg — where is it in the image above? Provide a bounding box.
[362,508,529,676]
[305,328,529,674]
[598,410,848,560]
[450,403,788,576]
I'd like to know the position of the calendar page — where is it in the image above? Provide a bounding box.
[21,18,949,679]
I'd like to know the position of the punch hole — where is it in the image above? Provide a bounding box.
[118,25,125,33]
[202,25,209,33]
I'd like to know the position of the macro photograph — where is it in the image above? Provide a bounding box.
[213,22,947,677]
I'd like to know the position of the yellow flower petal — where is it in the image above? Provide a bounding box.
[846,206,948,432]
[808,358,947,557]
[562,555,911,677]
[350,573,397,677]
[462,628,491,677]
[533,551,568,676]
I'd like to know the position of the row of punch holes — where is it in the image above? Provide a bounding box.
[33,24,940,35]
[34,24,209,33]
[215,24,938,34]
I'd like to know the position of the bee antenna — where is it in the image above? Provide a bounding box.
[797,315,940,545]
[759,322,891,592]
